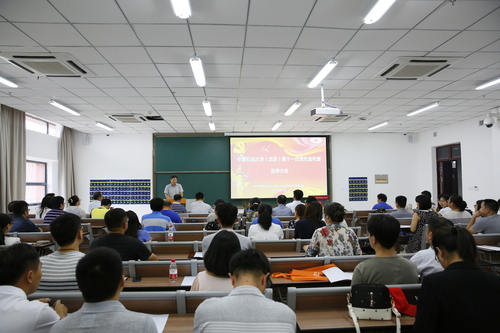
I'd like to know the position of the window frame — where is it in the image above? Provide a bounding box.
[26,160,48,206]
[26,114,57,136]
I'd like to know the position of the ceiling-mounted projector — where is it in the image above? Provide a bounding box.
[311,107,342,117]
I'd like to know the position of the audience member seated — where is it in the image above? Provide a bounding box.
[248,204,284,241]
[65,195,87,219]
[202,203,251,255]
[7,200,16,214]
[437,193,451,214]
[286,189,304,212]
[36,193,55,220]
[288,203,305,229]
[205,199,225,230]
[372,193,393,210]
[251,204,283,228]
[441,194,472,219]
[88,191,103,215]
[43,196,67,224]
[413,226,500,332]
[306,202,361,257]
[294,201,326,239]
[194,249,296,333]
[0,244,67,332]
[351,215,418,285]
[0,213,20,246]
[244,197,261,223]
[272,195,293,216]
[50,247,156,333]
[390,195,413,219]
[190,192,214,214]
[141,197,174,231]
[305,195,318,206]
[171,194,187,214]
[191,230,240,291]
[410,217,453,280]
[467,199,500,234]
[407,194,438,253]
[90,208,157,261]
[160,200,183,223]
[10,201,41,232]
[421,190,437,210]
[91,198,112,219]
[124,211,151,242]
[39,213,85,292]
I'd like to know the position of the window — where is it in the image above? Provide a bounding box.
[26,115,57,136]
[26,161,47,205]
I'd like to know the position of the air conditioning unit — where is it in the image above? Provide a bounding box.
[374,57,462,80]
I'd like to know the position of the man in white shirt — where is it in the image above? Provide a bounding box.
[286,189,304,212]
[194,248,296,333]
[410,217,453,279]
[0,244,67,333]
[190,192,214,214]
[88,191,102,214]
[164,175,184,199]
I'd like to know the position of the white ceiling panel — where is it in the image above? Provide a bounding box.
[74,24,141,46]
[50,0,127,24]
[133,25,192,47]
[295,28,356,51]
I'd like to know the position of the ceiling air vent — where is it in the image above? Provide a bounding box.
[0,52,94,77]
[314,114,350,122]
[146,116,164,121]
[109,115,143,123]
[374,57,462,80]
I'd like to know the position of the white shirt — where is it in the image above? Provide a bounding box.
[248,223,283,240]
[4,236,21,246]
[190,271,233,292]
[286,200,303,212]
[190,201,214,214]
[88,200,101,214]
[65,206,87,219]
[410,246,444,279]
[438,207,451,214]
[0,285,60,333]
[442,210,471,219]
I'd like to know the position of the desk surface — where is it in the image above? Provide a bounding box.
[263,251,305,258]
[163,314,194,332]
[296,309,415,331]
[156,254,192,260]
[124,277,192,290]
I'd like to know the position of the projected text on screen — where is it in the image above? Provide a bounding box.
[230,137,328,199]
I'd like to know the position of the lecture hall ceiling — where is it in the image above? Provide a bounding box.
[0,0,499,134]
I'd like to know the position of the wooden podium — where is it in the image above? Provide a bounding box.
[165,198,186,204]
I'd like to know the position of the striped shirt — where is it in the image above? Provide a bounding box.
[43,208,66,223]
[39,251,85,291]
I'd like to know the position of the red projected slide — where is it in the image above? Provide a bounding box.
[230,137,328,199]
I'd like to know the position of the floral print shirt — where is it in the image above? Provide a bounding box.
[306,224,362,257]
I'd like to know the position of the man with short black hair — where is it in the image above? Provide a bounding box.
[91,198,112,219]
[0,243,67,332]
[171,194,187,214]
[164,175,184,199]
[467,199,500,234]
[90,208,157,261]
[38,214,85,291]
[194,249,296,333]
[141,197,174,231]
[161,200,183,223]
[372,193,393,210]
[190,192,214,214]
[88,191,103,214]
[390,195,413,219]
[351,214,418,285]
[272,195,293,216]
[10,200,41,232]
[50,247,156,333]
[201,203,251,255]
[286,189,304,211]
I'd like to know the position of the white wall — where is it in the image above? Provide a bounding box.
[73,131,153,217]
[330,133,419,211]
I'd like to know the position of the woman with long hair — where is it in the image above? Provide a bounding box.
[244,197,261,223]
[65,195,87,219]
[407,194,438,253]
[413,226,500,332]
[124,210,151,242]
[306,202,361,257]
[0,213,21,246]
[191,230,241,291]
[442,194,471,219]
[294,201,326,239]
[36,193,55,219]
[248,203,283,240]
[288,204,305,229]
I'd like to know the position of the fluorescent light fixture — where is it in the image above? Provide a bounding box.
[363,0,397,24]
[407,102,439,117]
[209,121,215,131]
[96,122,113,131]
[170,0,191,19]
[368,121,389,131]
[190,56,206,87]
[271,120,282,131]
[203,100,212,116]
[308,60,338,88]
[476,77,500,90]
[49,100,80,116]
[0,76,18,88]
[284,101,301,116]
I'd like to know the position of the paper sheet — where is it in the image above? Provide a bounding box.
[193,251,203,258]
[181,276,196,286]
[477,245,500,252]
[148,314,169,333]
[322,266,353,283]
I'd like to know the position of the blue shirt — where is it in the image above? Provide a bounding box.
[251,217,283,227]
[161,209,183,223]
[272,204,293,217]
[10,215,39,232]
[372,202,393,210]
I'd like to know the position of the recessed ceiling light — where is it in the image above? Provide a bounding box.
[203,100,212,116]
[96,122,113,131]
[190,56,206,87]
[49,100,80,116]
[272,120,282,131]
[363,0,397,24]
[209,121,215,131]
[0,76,18,88]
[284,101,301,116]
[308,60,338,88]
[407,102,439,117]
[476,77,500,90]
[368,121,389,131]
[170,0,191,19]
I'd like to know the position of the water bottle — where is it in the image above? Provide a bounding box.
[168,232,174,242]
[169,259,178,282]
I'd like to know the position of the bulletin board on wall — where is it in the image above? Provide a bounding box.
[349,177,368,201]
[89,179,151,204]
